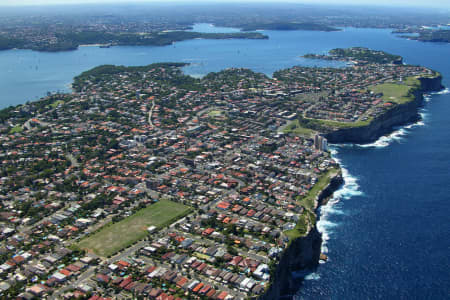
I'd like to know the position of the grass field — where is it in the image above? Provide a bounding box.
[298,168,339,211]
[284,168,339,240]
[282,119,316,137]
[312,117,373,129]
[369,76,419,104]
[284,211,309,240]
[77,199,191,257]
[9,125,23,134]
[208,110,223,117]
[50,100,65,108]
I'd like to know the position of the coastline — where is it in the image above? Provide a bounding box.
[0,43,445,297]
[260,172,343,300]
[323,75,443,144]
[261,73,444,299]
[78,44,110,47]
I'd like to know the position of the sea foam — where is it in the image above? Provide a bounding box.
[300,89,445,267]
[353,89,447,148]
[304,272,321,280]
[317,149,363,254]
[435,87,449,95]
[356,103,433,149]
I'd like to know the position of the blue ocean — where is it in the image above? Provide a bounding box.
[0,23,449,299]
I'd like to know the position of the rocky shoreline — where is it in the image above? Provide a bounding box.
[260,173,343,300]
[260,74,443,299]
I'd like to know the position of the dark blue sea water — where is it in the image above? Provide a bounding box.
[0,24,449,299]
[296,88,450,299]
[293,30,450,300]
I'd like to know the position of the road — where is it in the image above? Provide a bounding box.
[148,98,155,127]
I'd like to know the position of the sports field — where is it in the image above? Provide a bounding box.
[369,77,419,104]
[77,199,190,257]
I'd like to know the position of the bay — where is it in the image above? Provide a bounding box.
[0,23,349,108]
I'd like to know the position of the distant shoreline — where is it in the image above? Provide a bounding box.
[78,44,109,47]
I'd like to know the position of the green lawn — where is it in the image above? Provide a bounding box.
[50,100,65,108]
[194,252,211,260]
[9,125,23,134]
[282,119,317,137]
[208,110,223,117]
[368,76,420,104]
[299,168,339,211]
[284,211,309,240]
[298,114,373,131]
[299,76,424,131]
[77,199,191,257]
[311,117,372,129]
[284,168,339,240]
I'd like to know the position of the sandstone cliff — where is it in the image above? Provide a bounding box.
[261,74,443,300]
[261,174,343,300]
[324,75,443,144]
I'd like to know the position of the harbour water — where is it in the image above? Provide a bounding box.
[0,24,449,299]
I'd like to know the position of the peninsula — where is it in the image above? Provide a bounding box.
[0,48,442,299]
[394,28,450,43]
[1,2,447,54]
[303,47,403,65]
[0,31,268,52]
[238,22,339,32]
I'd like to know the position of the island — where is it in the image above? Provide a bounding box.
[0,48,443,299]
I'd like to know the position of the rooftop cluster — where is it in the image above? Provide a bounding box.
[0,49,435,299]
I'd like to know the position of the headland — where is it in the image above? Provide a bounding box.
[0,48,443,299]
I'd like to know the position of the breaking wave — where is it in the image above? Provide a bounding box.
[352,88,449,149]
[317,149,363,254]
[355,98,435,149]
[304,272,321,280]
[356,127,409,148]
[315,88,446,256]
[434,87,449,95]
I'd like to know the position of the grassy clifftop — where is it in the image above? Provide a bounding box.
[294,74,439,133]
[367,76,421,105]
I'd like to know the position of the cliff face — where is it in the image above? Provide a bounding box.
[261,227,322,300]
[315,173,344,207]
[324,75,443,144]
[261,174,343,300]
[261,75,442,300]
[419,75,444,91]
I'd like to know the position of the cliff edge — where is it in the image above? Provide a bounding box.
[324,74,443,144]
[260,173,343,300]
[261,74,443,300]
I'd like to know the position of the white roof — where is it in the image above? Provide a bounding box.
[52,272,66,281]
[240,277,250,287]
